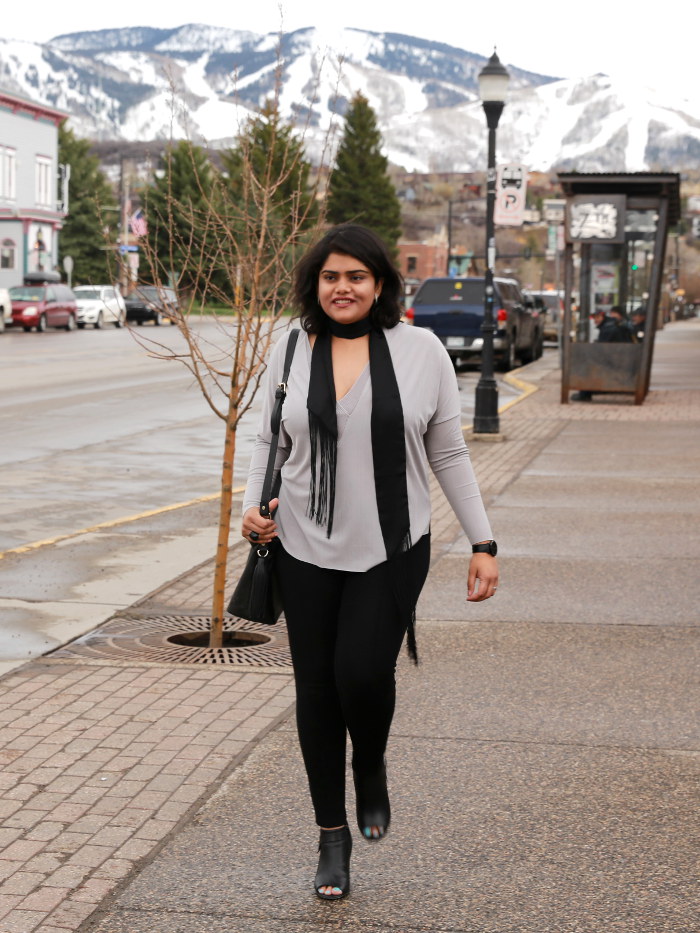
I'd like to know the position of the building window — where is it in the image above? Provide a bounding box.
[406,255,418,274]
[1,238,15,269]
[0,147,17,200]
[36,156,53,208]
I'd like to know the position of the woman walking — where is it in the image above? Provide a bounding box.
[241,224,498,900]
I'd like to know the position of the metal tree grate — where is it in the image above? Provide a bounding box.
[47,615,292,669]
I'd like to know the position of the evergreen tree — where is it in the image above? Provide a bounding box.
[220,100,318,239]
[143,141,217,296]
[58,125,115,284]
[217,101,319,309]
[326,94,402,249]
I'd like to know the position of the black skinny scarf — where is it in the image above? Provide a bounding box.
[306,316,411,558]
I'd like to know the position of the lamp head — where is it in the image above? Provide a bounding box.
[478,49,510,103]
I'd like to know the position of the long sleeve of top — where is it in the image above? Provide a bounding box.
[243,323,493,571]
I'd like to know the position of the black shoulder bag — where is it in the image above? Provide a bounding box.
[227,329,299,625]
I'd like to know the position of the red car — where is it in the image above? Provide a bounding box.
[10,283,78,332]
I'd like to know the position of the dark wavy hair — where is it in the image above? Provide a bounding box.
[293,224,403,333]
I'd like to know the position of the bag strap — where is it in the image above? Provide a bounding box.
[259,329,300,519]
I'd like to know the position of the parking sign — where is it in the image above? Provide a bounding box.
[494,164,527,226]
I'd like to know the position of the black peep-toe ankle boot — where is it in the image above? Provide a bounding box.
[353,758,391,841]
[314,826,352,900]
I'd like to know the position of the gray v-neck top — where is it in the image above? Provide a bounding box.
[243,324,493,571]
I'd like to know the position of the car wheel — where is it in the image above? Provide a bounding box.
[65,314,77,332]
[77,322,86,329]
[94,311,103,330]
[154,311,163,326]
[496,337,516,372]
[23,326,31,332]
[37,314,48,333]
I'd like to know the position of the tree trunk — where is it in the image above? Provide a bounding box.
[209,405,238,649]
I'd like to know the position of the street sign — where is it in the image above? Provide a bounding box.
[494,164,527,226]
[543,199,566,224]
[63,255,74,288]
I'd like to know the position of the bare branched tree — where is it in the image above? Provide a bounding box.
[132,61,336,648]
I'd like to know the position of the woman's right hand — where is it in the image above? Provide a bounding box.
[241,499,279,545]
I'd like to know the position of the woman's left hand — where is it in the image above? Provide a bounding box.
[467,554,499,601]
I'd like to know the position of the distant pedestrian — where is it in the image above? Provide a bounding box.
[631,307,646,342]
[241,224,498,900]
[608,305,635,343]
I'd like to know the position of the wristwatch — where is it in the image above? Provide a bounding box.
[472,540,498,556]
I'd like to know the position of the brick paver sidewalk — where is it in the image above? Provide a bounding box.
[1,324,697,933]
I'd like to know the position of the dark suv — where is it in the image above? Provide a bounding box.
[406,276,543,371]
[124,285,180,325]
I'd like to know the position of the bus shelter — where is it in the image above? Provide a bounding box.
[558,172,680,404]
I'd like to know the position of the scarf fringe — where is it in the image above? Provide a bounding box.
[307,411,337,538]
[406,610,418,665]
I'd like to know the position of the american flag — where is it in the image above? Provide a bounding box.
[129,209,148,238]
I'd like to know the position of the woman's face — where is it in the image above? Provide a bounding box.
[317,252,382,325]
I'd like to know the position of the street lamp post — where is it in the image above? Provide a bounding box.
[473,50,510,435]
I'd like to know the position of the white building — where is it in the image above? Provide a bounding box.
[0,90,67,290]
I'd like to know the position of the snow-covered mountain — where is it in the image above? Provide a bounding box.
[1,24,698,172]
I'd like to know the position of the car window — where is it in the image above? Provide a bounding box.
[414,280,484,305]
[126,287,160,301]
[501,283,516,304]
[75,288,101,299]
[46,288,57,302]
[10,287,46,301]
[495,283,510,304]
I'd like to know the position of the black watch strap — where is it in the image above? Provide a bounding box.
[472,540,497,556]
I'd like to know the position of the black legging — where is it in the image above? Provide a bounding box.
[276,535,431,827]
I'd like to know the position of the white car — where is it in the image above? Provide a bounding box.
[73,285,127,329]
[0,287,10,333]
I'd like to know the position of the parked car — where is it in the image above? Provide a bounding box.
[73,285,127,329]
[0,287,10,333]
[124,285,179,325]
[525,290,564,342]
[9,283,78,332]
[405,276,543,371]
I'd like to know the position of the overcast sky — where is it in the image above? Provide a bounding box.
[8,0,694,102]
